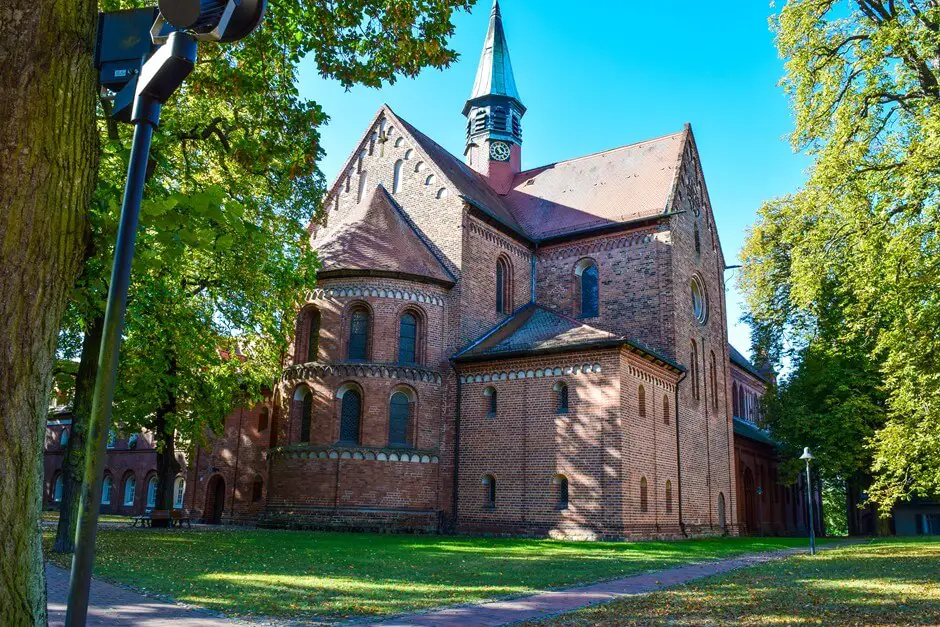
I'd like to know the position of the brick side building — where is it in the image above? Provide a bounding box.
[177,1,810,539]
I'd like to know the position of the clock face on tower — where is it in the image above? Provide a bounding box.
[489,141,511,162]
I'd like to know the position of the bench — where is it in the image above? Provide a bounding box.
[170,509,192,528]
[130,509,191,528]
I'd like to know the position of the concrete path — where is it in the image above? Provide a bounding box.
[46,564,245,627]
[357,545,836,627]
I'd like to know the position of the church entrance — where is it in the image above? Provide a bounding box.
[742,467,757,533]
[205,475,226,524]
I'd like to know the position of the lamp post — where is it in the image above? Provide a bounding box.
[65,2,266,624]
[800,447,816,555]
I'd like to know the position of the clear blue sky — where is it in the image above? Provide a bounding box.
[297,0,810,358]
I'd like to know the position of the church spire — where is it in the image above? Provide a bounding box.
[463,0,525,193]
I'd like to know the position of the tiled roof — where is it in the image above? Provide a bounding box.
[313,185,454,285]
[733,416,778,447]
[505,131,687,240]
[729,344,770,383]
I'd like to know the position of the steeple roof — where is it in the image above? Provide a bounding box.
[463,0,524,115]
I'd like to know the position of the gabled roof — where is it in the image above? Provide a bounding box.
[733,416,778,447]
[454,304,683,371]
[729,344,771,384]
[504,130,688,240]
[463,0,524,115]
[313,185,455,286]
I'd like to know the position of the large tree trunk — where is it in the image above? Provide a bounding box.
[153,360,181,527]
[53,314,104,553]
[0,1,98,623]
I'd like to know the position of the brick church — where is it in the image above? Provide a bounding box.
[176,1,813,539]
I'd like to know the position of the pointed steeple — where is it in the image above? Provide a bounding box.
[463,0,524,115]
[463,0,525,193]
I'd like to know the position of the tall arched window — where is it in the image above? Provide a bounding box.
[638,385,646,418]
[60,428,68,447]
[483,475,496,508]
[389,391,411,447]
[665,479,673,513]
[147,476,158,508]
[53,475,63,503]
[732,383,739,417]
[124,475,136,506]
[252,477,264,502]
[357,170,368,203]
[690,340,700,400]
[484,386,497,417]
[554,381,569,413]
[495,257,512,314]
[393,159,404,194]
[663,395,670,425]
[306,309,320,363]
[694,222,702,260]
[258,407,269,432]
[575,259,599,318]
[339,388,362,444]
[710,351,719,410]
[555,475,569,510]
[300,388,313,442]
[640,477,649,513]
[173,477,185,508]
[348,307,370,361]
[102,475,113,505]
[398,312,418,364]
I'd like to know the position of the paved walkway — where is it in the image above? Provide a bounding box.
[46,564,244,627]
[357,545,837,627]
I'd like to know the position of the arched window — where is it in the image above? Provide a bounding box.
[638,385,646,418]
[554,475,569,510]
[147,476,158,508]
[718,492,727,529]
[389,391,412,447]
[107,429,116,449]
[398,312,418,364]
[484,386,497,417]
[128,433,139,450]
[173,477,185,509]
[252,477,264,503]
[299,389,313,443]
[482,475,496,508]
[554,381,569,413]
[691,275,708,324]
[60,428,68,447]
[258,407,269,432]
[357,150,366,173]
[348,307,370,361]
[357,170,368,203]
[436,187,448,199]
[123,475,136,506]
[495,256,512,314]
[710,351,718,410]
[640,477,649,513]
[339,388,362,444]
[101,475,113,505]
[394,137,404,148]
[404,148,414,160]
[694,222,701,260]
[299,308,320,364]
[575,259,599,318]
[393,159,404,194]
[732,383,739,417]
[425,174,436,186]
[53,475,63,503]
[690,340,700,400]
[663,395,670,425]
[665,479,673,513]
[415,161,426,173]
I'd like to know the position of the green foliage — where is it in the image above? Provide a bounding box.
[740,0,940,513]
[823,479,849,536]
[59,0,476,448]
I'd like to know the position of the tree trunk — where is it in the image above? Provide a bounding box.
[0,0,98,622]
[53,313,104,553]
[153,358,180,527]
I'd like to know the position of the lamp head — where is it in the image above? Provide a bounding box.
[158,0,267,42]
[799,447,814,461]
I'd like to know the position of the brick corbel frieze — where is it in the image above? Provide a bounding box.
[282,361,443,386]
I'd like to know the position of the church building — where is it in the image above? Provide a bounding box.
[183,1,808,539]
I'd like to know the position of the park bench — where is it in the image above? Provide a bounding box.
[130,509,191,528]
[170,509,192,528]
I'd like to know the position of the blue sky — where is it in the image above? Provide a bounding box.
[297,0,810,357]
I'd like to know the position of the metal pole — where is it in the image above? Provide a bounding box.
[805,460,816,555]
[65,102,160,626]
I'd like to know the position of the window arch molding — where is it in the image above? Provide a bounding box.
[388,385,418,448]
[122,471,137,507]
[294,305,321,365]
[344,301,374,361]
[553,381,569,414]
[335,381,364,444]
[495,255,513,315]
[552,474,569,510]
[574,257,599,318]
[483,386,498,417]
[482,474,497,508]
[395,305,426,365]
[145,473,159,508]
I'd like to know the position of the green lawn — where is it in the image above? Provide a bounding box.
[526,538,940,626]
[43,529,828,621]
[41,511,132,524]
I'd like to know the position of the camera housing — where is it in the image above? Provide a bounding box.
[157,0,267,42]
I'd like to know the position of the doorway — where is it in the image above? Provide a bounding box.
[205,475,226,524]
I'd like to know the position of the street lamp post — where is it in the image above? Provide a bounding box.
[800,447,816,555]
[65,2,266,625]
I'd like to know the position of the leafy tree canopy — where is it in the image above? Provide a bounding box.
[740,0,940,512]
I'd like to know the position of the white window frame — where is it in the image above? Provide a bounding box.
[124,476,136,506]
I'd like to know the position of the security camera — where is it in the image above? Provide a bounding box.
[157,0,267,42]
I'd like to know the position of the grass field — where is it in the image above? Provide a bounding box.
[525,538,940,626]
[42,529,828,620]
[41,511,132,524]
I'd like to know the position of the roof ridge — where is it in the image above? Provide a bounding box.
[513,129,688,179]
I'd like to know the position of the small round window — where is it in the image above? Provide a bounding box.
[691,275,708,324]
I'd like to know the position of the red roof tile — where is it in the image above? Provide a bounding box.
[313,185,454,285]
